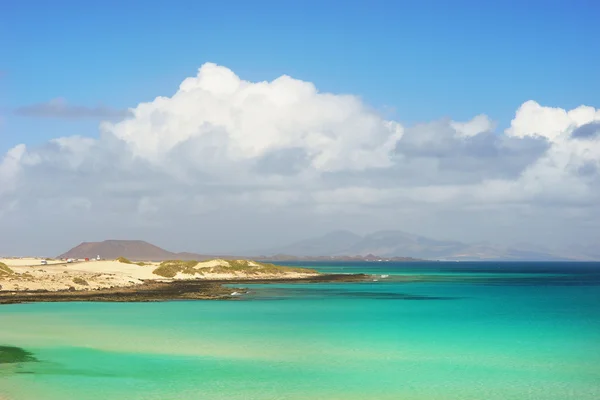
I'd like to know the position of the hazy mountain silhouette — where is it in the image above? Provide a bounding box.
[254,230,579,261]
[254,230,363,257]
[59,232,586,262]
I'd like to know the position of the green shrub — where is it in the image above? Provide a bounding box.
[201,260,317,275]
[152,265,179,278]
[153,260,199,278]
[0,262,14,276]
[72,277,89,286]
[116,257,133,264]
[159,260,199,269]
[136,262,149,266]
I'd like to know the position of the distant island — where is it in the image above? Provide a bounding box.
[248,230,591,261]
[57,229,591,262]
[57,239,423,263]
[256,254,423,262]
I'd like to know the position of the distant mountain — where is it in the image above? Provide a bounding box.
[256,230,579,261]
[256,254,423,262]
[558,242,600,261]
[339,230,466,259]
[58,240,208,261]
[60,232,587,263]
[255,230,362,257]
[58,238,424,263]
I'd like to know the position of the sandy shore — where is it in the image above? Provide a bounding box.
[0,274,370,304]
[1,258,148,292]
[0,257,323,294]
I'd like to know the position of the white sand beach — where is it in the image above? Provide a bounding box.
[0,258,318,292]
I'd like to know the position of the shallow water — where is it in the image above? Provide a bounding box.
[1,262,599,399]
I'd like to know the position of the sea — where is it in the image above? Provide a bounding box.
[1,261,599,400]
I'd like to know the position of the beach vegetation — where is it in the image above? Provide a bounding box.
[153,260,200,278]
[152,259,317,278]
[116,257,133,264]
[72,277,89,286]
[203,260,317,275]
[0,262,15,276]
[136,262,149,266]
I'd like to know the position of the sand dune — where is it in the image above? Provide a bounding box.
[0,258,318,292]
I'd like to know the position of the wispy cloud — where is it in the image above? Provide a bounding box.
[14,98,131,120]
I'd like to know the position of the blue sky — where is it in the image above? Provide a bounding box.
[1,0,598,154]
[1,1,600,256]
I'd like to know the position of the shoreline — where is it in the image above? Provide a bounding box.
[0,274,370,305]
[0,257,323,293]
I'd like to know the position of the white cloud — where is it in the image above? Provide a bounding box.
[506,100,600,141]
[0,144,26,195]
[1,63,599,254]
[500,102,600,207]
[451,114,495,137]
[102,63,403,172]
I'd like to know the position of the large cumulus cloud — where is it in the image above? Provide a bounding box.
[104,63,402,173]
[1,63,599,255]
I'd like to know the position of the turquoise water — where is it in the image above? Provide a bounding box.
[1,262,599,399]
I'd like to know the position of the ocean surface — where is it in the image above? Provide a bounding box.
[1,261,599,399]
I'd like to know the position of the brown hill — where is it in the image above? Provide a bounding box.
[58,240,189,261]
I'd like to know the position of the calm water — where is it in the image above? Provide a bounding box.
[1,262,599,399]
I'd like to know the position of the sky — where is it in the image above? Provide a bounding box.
[1,0,599,256]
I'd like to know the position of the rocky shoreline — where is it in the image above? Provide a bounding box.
[0,274,370,305]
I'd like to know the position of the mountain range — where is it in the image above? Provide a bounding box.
[58,230,596,262]
[251,230,586,261]
[57,239,421,262]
